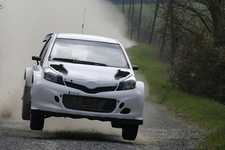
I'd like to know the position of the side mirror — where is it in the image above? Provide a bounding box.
[132,65,139,71]
[32,56,41,65]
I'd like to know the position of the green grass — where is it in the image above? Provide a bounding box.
[126,43,225,149]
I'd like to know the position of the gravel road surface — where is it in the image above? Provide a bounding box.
[0,101,203,150]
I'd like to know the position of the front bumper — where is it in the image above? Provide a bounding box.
[31,110,143,125]
[31,75,144,125]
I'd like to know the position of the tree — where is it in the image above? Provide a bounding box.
[149,0,160,44]
[161,0,225,103]
[137,0,143,42]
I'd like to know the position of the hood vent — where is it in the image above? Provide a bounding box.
[114,69,130,79]
[50,64,68,75]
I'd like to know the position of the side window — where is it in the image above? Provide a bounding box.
[39,36,52,66]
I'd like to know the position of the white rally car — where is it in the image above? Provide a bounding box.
[22,33,144,140]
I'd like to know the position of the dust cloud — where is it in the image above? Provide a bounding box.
[0,0,134,118]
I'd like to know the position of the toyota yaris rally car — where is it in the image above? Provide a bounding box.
[22,33,144,140]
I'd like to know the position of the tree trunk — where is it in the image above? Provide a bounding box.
[127,0,132,35]
[169,0,176,68]
[149,0,160,44]
[208,0,223,46]
[160,8,169,58]
[130,0,135,40]
[137,0,143,42]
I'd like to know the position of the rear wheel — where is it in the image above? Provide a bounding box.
[30,114,44,130]
[122,125,139,140]
[22,100,31,120]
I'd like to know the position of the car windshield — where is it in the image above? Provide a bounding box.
[50,38,129,68]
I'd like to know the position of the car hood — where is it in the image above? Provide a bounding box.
[49,62,132,89]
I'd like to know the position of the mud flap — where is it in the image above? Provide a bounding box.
[22,86,31,104]
[22,85,32,120]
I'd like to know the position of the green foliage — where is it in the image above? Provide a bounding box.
[170,34,225,104]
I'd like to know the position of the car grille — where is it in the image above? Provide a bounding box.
[63,95,117,113]
[65,81,117,94]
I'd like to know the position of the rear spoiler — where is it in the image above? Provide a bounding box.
[43,33,53,42]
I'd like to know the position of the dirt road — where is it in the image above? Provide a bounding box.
[0,100,203,150]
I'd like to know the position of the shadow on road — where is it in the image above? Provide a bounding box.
[0,118,145,146]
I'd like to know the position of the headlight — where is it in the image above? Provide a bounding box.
[117,78,136,90]
[44,68,64,85]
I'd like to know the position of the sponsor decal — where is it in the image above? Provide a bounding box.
[68,91,81,95]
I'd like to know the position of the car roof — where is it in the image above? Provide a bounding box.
[56,33,119,44]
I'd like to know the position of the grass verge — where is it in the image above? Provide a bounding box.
[126,43,225,150]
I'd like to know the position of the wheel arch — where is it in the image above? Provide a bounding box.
[136,81,145,100]
[136,81,145,117]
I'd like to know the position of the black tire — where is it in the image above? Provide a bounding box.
[22,100,31,120]
[30,114,44,131]
[122,125,139,140]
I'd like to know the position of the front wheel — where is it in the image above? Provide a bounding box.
[122,125,139,140]
[30,114,44,130]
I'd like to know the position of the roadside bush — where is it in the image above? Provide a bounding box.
[170,34,225,104]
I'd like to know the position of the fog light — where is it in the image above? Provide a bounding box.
[120,108,130,114]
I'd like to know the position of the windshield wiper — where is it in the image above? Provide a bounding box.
[53,58,107,66]
[72,59,108,66]
[53,58,74,62]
